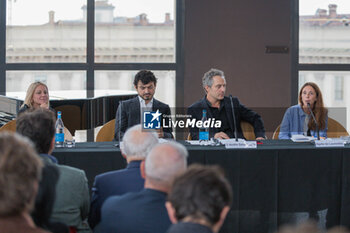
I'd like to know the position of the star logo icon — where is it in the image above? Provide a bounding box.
[150,110,162,122]
[143,110,162,129]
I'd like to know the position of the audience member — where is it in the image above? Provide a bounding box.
[0,132,49,233]
[96,141,188,233]
[89,124,158,229]
[166,164,232,233]
[17,109,91,233]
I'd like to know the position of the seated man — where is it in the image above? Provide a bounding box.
[96,141,188,233]
[187,68,265,140]
[115,70,173,140]
[16,109,91,233]
[89,124,159,229]
[166,164,233,233]
[0,132,49,233]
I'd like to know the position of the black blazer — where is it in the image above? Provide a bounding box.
[114,96,173,140]
[187,96,265,140]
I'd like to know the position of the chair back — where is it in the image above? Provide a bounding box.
[327,117,349,138]
[54,105,82,134]
[240,121,255,140]
[273,117,349,139]
[0,120,16,132]
[96,119,116,142]
[272,125,281,139]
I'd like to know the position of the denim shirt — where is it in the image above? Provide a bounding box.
[279,104,327,139]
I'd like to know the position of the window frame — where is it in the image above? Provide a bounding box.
[292,0,350,104]
[0,0,184,107]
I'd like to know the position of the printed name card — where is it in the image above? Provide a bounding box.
[314,139,344,148]
[225,141,257,149]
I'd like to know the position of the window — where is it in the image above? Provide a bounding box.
[299,1,350,64]
[94,0,175,63]
[297,0,350,132]
[0,0,183,141]
[334,76,344,101]
[6,0,87,63]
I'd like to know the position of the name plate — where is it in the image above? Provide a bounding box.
[225,141,257,149]
[314,139,344,148]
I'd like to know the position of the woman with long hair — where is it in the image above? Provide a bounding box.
[18,82,52,115]
[279,82,328,139]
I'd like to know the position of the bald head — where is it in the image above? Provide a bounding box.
[121,124,158,160]
[145,141,188,191]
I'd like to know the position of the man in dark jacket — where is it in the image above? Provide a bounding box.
[187,68,265,140]
[115,70,173,140]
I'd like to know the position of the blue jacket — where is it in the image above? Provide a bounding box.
[279,104,327,139]
[88,161,144,229]
[96,189,171,233]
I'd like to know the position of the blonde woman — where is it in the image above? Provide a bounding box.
[17,82,73,140]
[18,82,52,115]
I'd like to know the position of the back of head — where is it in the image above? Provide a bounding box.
[0,132,43,216]
[23,81,49,108]
[167,164,233,226]
[121,124,158,160]
[133,70,157,86]
[16,109,56,154]
[145,141,188,190]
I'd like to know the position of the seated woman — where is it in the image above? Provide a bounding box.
[279,82,328,139]
[18,82,73,140]
[18,81,53,115]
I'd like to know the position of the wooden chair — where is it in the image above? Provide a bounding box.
[0,119,73,141]
[272,117,348,139]
[96,119,116,142]
[240,120,256,140]
[0,119,16,133]
[272,125,281,139]
[327,117,349,138]
[54,105,82,135]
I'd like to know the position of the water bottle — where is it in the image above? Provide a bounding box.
[199,109,209,141]
[55,111,65,147]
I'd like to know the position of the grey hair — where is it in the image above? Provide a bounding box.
[145,141,188,187]
[202,68,225,90]
[121,124,158,159]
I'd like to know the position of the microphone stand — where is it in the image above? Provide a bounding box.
[118,100,123,142]
[229,95,238,142]
[307,103,320,140]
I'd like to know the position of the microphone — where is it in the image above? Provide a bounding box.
[229,95,238,141]
[307,103,320,140]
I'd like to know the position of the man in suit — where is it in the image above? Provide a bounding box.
[17,109,91,233]
[114,70,173,141]
[166,164,233,233]
[96,141,188,233]
[88,124,159,229]
[187,68,266,140]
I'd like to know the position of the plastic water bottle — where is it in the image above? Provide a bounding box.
[55,111,65,147]
[199,109,209,141]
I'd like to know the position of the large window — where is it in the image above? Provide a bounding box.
[297,0,350,131]
[0,0,183,139]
